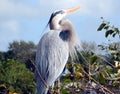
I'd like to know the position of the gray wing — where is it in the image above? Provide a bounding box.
[35,30,69,86]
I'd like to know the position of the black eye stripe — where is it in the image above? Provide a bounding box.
[47,10,65,25]
[54,10,65,16]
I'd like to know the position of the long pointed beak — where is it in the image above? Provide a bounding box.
[66,6,80,14]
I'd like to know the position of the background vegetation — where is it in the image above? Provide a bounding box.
[0,19,120,94]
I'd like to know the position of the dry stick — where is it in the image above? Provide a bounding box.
[30,59,52,94]
[81,67,115,94]
[79,51,115,94]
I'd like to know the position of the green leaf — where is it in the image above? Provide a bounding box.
[109,30,114,34]
[97,23,106,31]
[99,73,105,84]
[112,33,116,37]
[62,89,69,94]
[114,43,119,49]
[90,56,98,64]
[112,81,119,87]
[9,86,15,92]
[114,28,119,33]
[105,30,114,38]
[75,71,83,79]
[104,25,109,30]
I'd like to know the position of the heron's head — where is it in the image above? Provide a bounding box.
[47,6,80,29]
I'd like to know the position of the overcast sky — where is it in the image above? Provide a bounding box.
[0,0,120,51]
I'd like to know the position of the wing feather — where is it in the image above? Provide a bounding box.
[35,30,69,86]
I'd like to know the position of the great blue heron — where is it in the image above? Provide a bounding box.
[35,6,80,94]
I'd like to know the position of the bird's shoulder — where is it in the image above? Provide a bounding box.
[39,30,68,47]
[43,30,60,37]
[42,30,70,42]
[40,30,61,42]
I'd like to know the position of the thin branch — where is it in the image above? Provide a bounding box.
[30,59,52,94]
[81,67,115,94]
[78,51,115,93]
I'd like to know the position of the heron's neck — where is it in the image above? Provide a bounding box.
[50,18,62,30]
[60,19,80,59]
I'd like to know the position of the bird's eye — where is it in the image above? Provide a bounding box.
[60,11,65,14]
[54,10,65,16]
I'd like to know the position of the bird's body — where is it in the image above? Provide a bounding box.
[35,30,69,93]
[35,6,80,94]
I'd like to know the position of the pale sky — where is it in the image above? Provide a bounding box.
[0,0,120,51]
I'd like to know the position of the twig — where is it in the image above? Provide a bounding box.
[30,59,52,94]
[79,50,115,94]
[81,67,115,94]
